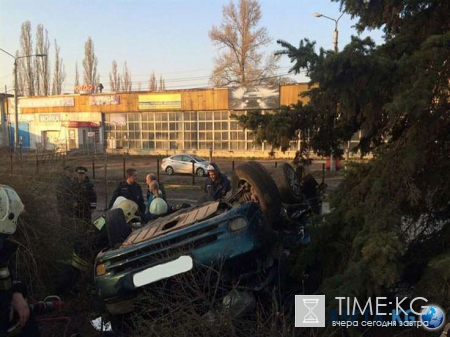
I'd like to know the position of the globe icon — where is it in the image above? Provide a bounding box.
[420,305,445,330]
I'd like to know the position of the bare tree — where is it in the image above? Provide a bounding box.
[35,24,50,95]
[149,71,158,91]
[121,62,132,92]
[109,60,121,92]
[82,37,98,91]
[52,40,65,95]
[209,0,279,86]
[159,75,165,91]
[74,62,80,89]
[18,21,35,96]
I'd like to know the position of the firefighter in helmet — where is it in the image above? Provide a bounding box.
[57,198,140,294]
[0,185,40,336]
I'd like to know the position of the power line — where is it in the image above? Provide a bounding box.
[2,65,306,93]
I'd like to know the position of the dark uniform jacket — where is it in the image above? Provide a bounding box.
[74,176,97,222]
[0,235,27,334]
[108,181,146,215]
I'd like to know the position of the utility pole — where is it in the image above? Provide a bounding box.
[313,12,344,171]
[0,48,47,152]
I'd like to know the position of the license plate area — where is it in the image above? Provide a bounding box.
[132,256,193,288]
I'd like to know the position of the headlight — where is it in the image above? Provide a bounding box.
[96,263,107,276]
[228,217,248,232]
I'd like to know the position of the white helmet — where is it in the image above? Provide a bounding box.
[113,199,139,223]
[149,198,168,215]
[0,185,25,235]
[206,164,215,172]
[112,196,128,209]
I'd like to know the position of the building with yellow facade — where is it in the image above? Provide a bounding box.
[1,84,314,158]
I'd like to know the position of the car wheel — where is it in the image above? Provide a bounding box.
[235,162,282,225]
[245,161,271,177]
[196,167,205,177]
[105,208,132,247]
[165,166,174,175]
[272,163,303,204]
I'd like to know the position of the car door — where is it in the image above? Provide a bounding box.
[170,155,184,173]
[180,155,193,174]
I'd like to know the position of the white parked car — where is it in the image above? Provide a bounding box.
[161,154,209,176]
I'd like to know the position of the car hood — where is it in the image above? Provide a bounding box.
[121,201,220,247]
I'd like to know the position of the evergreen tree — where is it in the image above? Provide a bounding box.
[238,0,450,324]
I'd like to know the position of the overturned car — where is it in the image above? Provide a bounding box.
[94,161,324,317]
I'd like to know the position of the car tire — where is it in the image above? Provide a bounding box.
[272,163,303,204]
[196,167,205,177]
[245,161,271,177]
[235,162,281,225]
[165,166,174,175]
[105,208,132,247]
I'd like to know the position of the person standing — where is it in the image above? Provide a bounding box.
[108,168,146,216]
[56,165,76,218]
[204,163,231,201]
[145,173,166,201]
[73,166,97,223]
[143,181,168,223]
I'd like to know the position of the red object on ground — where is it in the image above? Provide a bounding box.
[326,156,342,171]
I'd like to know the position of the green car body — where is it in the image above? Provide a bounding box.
[94,201,276,315]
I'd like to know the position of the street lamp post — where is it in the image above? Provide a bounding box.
[313,12,344,53]
[313,12,344,171]
[0,48,47,152]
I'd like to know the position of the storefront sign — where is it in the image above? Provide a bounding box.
[74,84,94,93]
[20,97,74,108]
[89,95,120,106]
[138,93,181,110]
[39,114,61,122]
[61,121,100,128]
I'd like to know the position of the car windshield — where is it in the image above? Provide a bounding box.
[191,155,206,162]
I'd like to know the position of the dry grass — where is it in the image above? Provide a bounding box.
[0,148,336,336]
[0,150,98,335]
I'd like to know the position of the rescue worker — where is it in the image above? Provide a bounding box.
[56,165,76,218]
[0,185,40,336]
[73,166,97,223]
[108,168,145,216]
[57,199,140,294]
[203,163,231,201]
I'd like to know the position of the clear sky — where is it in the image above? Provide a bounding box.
[0,0,384,94]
